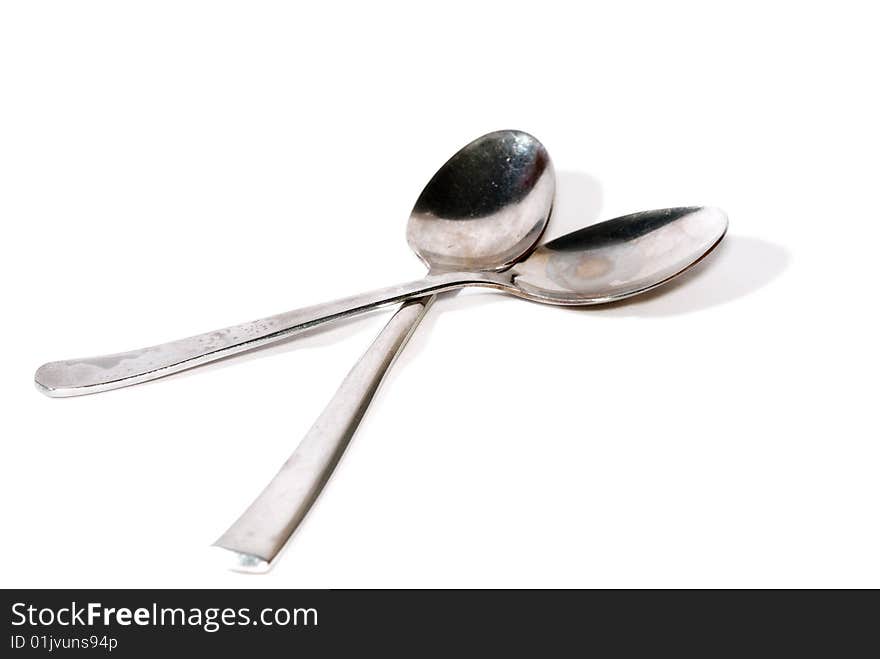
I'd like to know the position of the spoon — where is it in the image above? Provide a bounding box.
[214,205,728,571]
[34,130,554,397]
[34,178,727,401]
[213,129,558,570]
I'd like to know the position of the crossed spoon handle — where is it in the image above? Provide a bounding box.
[214,296,434,570]
[34,272,505,397]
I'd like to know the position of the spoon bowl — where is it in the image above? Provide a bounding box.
[507,206,728,304]
[407,130,553,272]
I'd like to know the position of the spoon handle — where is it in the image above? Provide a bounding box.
[34,272,495,397]
[213,296,435,571]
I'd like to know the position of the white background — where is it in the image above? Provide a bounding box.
[1,1,877,588]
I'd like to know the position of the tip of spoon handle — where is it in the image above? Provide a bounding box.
[34,374,65,398]
[34,362,87,397]
[209,544,271,574]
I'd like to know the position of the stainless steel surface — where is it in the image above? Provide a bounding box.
[215,298,434,572]
[33,273,487,397]
[214,130,556,569]
[35,130,554,397]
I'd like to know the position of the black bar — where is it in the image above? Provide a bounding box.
[2,589,875,656]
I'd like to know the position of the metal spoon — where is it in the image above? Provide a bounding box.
[214,204,728,571]
[34,177,728,401]
[213,129,558,570]
[34,130,554,397]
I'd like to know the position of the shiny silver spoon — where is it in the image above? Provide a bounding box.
[214,204,728,571]
[35,204,726,398]
[213,129,558,570]
[35,130,554,397]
